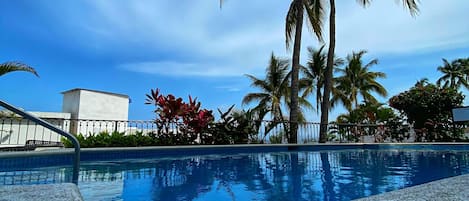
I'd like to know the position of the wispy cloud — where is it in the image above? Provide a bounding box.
[215,86,242,92]
[331,0,469,56]
[119,61,245,77]
[17,0,469,78]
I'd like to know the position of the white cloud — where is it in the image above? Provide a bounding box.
[333,0,469,55]
[47,0,469,77]
[118,61,246,77]
[215,86,242,92]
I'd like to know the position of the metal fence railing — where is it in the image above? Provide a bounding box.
[0,115,416,146]
[0,100,80,184]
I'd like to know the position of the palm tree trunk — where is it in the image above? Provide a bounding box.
[277,106,289,143]
[289,7,304,144]
[319,0,336,143]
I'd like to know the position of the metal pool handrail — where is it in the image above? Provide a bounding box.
[0,100,80,184]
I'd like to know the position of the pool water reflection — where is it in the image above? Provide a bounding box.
[76,149,469,201]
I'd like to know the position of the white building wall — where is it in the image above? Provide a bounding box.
[61,89,129,135]
[77,90,128,120]
[62,91,81,119]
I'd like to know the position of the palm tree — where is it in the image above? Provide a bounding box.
[0,62,39,77]
[300,45,343,113]
[285,0,324,143]
[220,1,321,143]
[243,53,313,142]
[242,53,290,124]
[318,0,419,143]
[436,58,469,90]
[332,50,387,111]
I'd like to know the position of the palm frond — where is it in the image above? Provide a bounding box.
[401,0,420,17]
[242,93,269,105]
[285,0,301,49]
[0,62,39,77]
[303,0,325,42]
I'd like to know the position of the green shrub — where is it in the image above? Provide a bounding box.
[62,131,163,148]
[269,132,283,144]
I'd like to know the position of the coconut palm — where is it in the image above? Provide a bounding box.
[332,50,387,111]
[436,58,469,90]
[300,45,343,113]
[0,62,39,77]
[318,0,419,143]
[242,53,291,124]
[285,0,324,143]
[243,53,313,142]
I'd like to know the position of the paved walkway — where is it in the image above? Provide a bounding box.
[354,174,469,201]
[0,183,83,201]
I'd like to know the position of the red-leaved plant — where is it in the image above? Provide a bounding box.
[145,88,214,144]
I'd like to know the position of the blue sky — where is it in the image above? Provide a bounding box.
[1,0,468,121]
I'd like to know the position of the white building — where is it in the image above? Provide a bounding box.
[62,88,130,135]
[62,88,129,121]
[0,88,130,147]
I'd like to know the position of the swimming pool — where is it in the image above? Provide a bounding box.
[1,144,469,201]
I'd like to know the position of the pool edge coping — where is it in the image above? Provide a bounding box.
[2,142,469,159]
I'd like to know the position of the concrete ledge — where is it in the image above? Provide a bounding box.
[354,174,469,201]
[2,143,469,159]
[0,183,83,201]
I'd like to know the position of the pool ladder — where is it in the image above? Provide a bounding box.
[0,100,80,184]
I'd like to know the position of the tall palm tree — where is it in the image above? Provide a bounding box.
[436,58,469,90]
[332,50,387,111]
[285,0,324,143]
[318,0,419,143]
[300,45,343,113]
[242,53,290,124]
[220,0,321,143]
[0,62,39,77]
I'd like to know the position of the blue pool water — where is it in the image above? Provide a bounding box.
[2,148,469,201]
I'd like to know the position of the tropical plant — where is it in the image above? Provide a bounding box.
[335,102,406,142]
[436,58,469,90]
[318,0,419,143]
[332,50,387,111]
[0,62,39,77]
[300,45,343,112]
[243,53,312,141]
[389,82,464,142]
[285,0,324,143]
[243,53,290,126]
[145,88,214,145]
[269,131,284,144]
[203,105,261,144]
[414,77,430,88]
[336,102,396,124]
